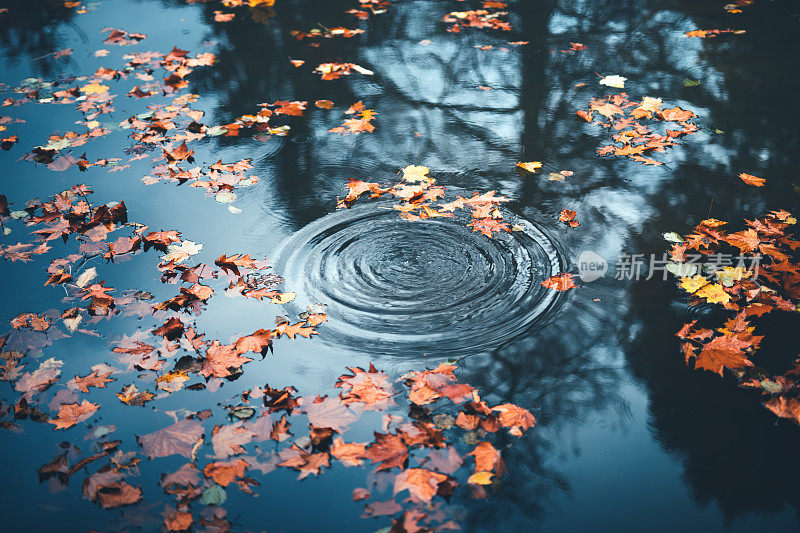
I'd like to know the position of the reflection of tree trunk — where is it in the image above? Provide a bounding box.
[0,1,78,76]
[520,2,549,160]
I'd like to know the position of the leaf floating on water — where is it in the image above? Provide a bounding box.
[547,170,573,181]
[200,484,227,505]
[270,292,296,304]
[48,400,99,430]
[558,209,580,228]
[468,471,494,485]
[739,172,766,187]
[662,232,685,243]
[215,191,237,203]
[541,273,578,291]
[516,161,542,173]
[599,74,627,88]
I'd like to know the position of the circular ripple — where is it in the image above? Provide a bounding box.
[272,200,567,356]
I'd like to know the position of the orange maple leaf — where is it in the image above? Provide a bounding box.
[541,273,578,291]
[393,468,447,502]
[49,400,99,430]
[739,172,766,187]
[689,333,754,375]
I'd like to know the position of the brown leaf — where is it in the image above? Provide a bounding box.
[203,458,249,486]
[393,468,447,502]
[49,400,99,430]
[137,418,204,459]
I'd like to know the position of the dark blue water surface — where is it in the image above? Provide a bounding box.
[1,0,799,531]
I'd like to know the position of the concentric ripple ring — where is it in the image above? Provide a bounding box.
[272,200,567,357]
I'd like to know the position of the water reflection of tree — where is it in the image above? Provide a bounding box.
[460,298,631,526]
[626,278,800,519]
[0,1,80,77]
[167,0,800,526]
[173,0,800,525]
[11,0,790,525]
[609,0,800,522]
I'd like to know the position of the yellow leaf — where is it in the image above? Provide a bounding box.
[695,283,731,304]
[679,275,709,294]
[468,471,494,485]
[81,83,109,94]
[249,0,275,6]
[638,96,662,113]
[715,266,751,286]
[401,165,430,183]
[271,292,296,304]
[516,161,542,173]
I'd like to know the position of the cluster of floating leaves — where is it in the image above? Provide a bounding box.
[336,165,580,293]
[576,92,700,166]
[443,1,512,33]
[668,209,800,423]
[336,164,517,238]
[0,3,548,529]
[0,184,536,529]
[684,28,747,38]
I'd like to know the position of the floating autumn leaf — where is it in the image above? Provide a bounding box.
[137,418,204,459]
[658,106,695,121]
[80,83,109,94]
[277,445,330,479]
[315,99,333,109]
[289,59,305,67]
[273,321,316,340]
[467,217,510,238]
[366,432,408,471]
[95,481,143,509]
[164,141,194,162]
[214,10,235,22]
[492,403,536,435]
[233,329,272,355]
[165,510,193,532]
[156,371,189,393]
[548,170,573,181]
[687,333,755,375]
[353,487,371,500]
[314,62,373,80]
[739,172,766,187]
[304,396,358,432]
[117,383,155,406]
[402,165,430,183]
[695,282,731,304]
[679,275,709,294]
[559,209,580,228]
[684,29,746,38]
[599,74,626,88]
[200,341,254,378]
[393,468,447,502]
[337,364,395,410]
[541,273,578,291]
[68,370,115,393]
[49,400,99,430]
[468,471,494,485]
[765,396,800,425]
[331,438,368,467]
[329,101,376,134]
[467,442,500,472]
[270,292,296,304]
[516,161,542,173]
[204,458,249,486]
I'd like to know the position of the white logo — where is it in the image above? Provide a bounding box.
[577,250,607,282]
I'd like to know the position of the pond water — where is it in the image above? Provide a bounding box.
[1,0,799,531]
